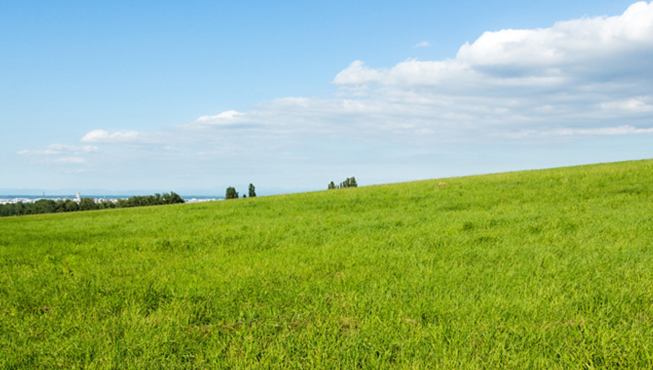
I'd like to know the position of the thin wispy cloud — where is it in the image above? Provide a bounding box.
[18,144,98,156]
[195,110,244,125]
[81,130,146,144]
[18,144,98,164]
[548,126,653,136]
[414,41,430,47]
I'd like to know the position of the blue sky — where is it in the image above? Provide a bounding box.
[2,0,651,195]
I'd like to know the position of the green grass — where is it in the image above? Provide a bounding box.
[2,160,653,369]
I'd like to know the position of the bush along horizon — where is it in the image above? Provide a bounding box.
[226,183,256,200]
[225,187,239,199]
[0,191,185,217]
[328,176,357,190]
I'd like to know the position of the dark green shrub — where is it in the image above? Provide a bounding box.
[225,187,238,199]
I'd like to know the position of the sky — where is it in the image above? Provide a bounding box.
[1,0,652,195]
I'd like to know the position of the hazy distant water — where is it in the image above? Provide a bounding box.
[0,195,222,205]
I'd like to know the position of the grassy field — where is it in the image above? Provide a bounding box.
[2,160,653,369]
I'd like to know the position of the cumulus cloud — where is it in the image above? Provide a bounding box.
[33,1,653,170]
[457,2,653,72]
[338,1,653,89]
[326,2,653,139]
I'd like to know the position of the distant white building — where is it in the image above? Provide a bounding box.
[75,192,81,203]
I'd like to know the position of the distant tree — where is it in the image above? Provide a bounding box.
[33,199,56,214]
[337,177,358,189]
[79,198,97,211]
[3,203,16,216]
[349,177,357,187]
[169,191,184,204]
[1,190,186,218]
[248,183,256,197]
[55,200,67,213]
[243,194,247,198]
[135,196,145,206]
[161,193,171,204]
[124,196,140,207]
[143,195,156,206]
[64,199,79,212]
[225,187,239,199]
[13,202,24,215]
[0,204,11,217]
[98,200,115,209]
[328,181,336,190]
[8,203,19,216]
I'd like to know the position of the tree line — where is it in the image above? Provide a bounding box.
[225,183,256,199]
[224,178,358,199]
[0,192,184,217]
[328,177,357,190]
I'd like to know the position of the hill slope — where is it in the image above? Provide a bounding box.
[2,160,653,368]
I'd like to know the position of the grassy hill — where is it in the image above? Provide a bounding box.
[2,160,653,369]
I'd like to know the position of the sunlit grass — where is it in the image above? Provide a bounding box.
[2,159,653,368]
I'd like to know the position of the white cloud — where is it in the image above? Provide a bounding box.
[505,125,653,138]
[18,144,97,156]
[195,110,244,125]
[81,129,143,143]
[54,156,86,164]
[454,3,653,78]
[18,144,98,164]
[326,1,653,139]
[600,97,653,113]
[547,125,653,136]
[337,1,653,89]
[30,1,653,175]
[414,41,430,48]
